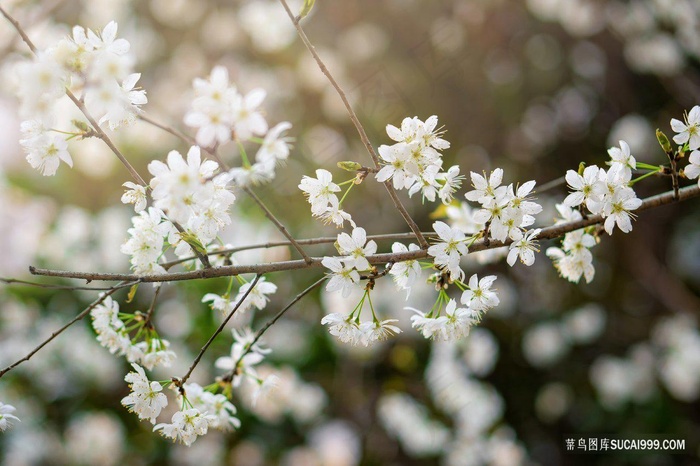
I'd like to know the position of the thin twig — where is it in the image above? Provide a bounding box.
[143,284,162,325]
[27,183,700,283]
[139,114,197,146]
[0,4,38,53]
[139,113,311,264]
[223,276,325,383]
[536,176,566,193]
[0,281,136,379]
[243,186,314,264]
[277,0,428,249]
[1,6,212,269]
[179,275,261,387]
[64,91,148,186]
[0,0,65,58]
[161,231,439,269]
[0,277,135,291]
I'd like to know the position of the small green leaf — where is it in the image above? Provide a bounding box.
[656,128,673,155]
[577,162,586,176]
[337,161,362,171]
[299,0,315,19]
[179,232,208,256]
[126,283,139,303]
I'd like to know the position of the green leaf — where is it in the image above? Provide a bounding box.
[126,283,139,303]
[179,231,208,256]
[299,0,315,19]
[337,161,362,171]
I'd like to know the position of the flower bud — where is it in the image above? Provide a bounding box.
[656,129,673,155]
[338,161,362,171]
[299,0,315,20]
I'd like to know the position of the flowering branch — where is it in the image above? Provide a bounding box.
[0,5,216,270]
[25,183,700,284]
[139,112,315,264]
[222,276,326,383]
[161,232,440,269]
[177,275,261,388]
[242,186,314,264]
[0,280,137,379]
[276,0,428,249]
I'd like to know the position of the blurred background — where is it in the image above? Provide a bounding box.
[1,0,699,464]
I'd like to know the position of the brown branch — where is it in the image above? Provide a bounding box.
[0,281,136,379]
[139,114,197,147]
[27,184,700,283]
[0,277,135,291]
[277,0,428,249]
[0,4,38,53]
[138,114,312,265]
[179,275,261,387]
[1,5,215,269]
[223,276,325,383]
[161,231,439,269]
[243,186,314,264]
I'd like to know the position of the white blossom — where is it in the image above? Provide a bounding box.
[153,408,215,446]
[507,228,541,267]
[336,227,377,271]
[608,140,636,180]
[671,105,700,150]
[121,364,168,424]
[461,274,500,313]
[427,221,467,281]
[121,182,148,212]
[321,256,361,298]
[0,402,20,432]
[684,150,700,187]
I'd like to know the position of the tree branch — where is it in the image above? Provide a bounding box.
[161,231,440,269]
[26,184,700,283]
[0,281,137,379]
[276,0,428,249]
[222,276,326,383]
[243,186,314,264]
[178,275,261,387]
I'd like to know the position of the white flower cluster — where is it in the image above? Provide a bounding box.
[388,242,422,293]
[299,169,355,228]
[671,105,700,151]
[17,21,146,176]
[319,227,404,346]
[202,277,277,315]
[377,115,463,204]
[546,204,598,284]
[120,207,172,275]
[90,296,176,369]
[409,274,499,341]
[121,365,241,446]
[120,363,168,424]
[153,382,240,446]
[427,221,468,281]
[321,313,401,347]
[675,106,700,187]
[184,66,292,187]
[185,66,267,147]
[0,402,20,432]
[321,227,376,297]
[153,409,215,447]
[562,140,642,235]
[464,169,543,244]
[215,328,274,393]
[121,146,237,272]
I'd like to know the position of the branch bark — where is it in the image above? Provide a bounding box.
[277,0,428,249]
[27,184,700,283]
